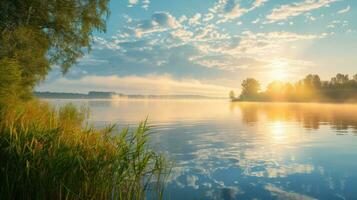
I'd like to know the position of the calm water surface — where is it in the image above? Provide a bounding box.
[49,99,357,200]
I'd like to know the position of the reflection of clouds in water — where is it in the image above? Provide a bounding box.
[250,163,314,178]
[206,186,242,200]
[186,175,199,189]
[160,116,339,199]
[187,123,314,176]
[265,184,316,200]
[166,126,318,198]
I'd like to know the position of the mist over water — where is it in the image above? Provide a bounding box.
[48,99,357,200]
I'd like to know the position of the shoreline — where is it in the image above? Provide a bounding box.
[230,99,357,104]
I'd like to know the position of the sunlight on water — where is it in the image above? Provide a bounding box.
[269,121,287,143]
[47,99,357,200]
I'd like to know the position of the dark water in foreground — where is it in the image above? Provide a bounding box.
[48,99,357,200]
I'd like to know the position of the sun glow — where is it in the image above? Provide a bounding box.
[269,60,289,81]
[270,121,287,143]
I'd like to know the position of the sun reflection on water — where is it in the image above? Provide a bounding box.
[270,121,287,142]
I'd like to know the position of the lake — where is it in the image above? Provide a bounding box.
[48,99,357,200]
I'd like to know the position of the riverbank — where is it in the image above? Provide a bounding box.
[0,101,168,199]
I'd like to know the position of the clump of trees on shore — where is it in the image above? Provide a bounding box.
[230,74,357,102]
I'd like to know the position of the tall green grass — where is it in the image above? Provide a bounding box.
[0,101,169,199]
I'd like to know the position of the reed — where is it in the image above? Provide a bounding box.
[0,101,168,199]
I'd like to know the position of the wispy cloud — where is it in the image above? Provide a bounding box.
[266,0,340,23]
[127,0,150,10]
[188,13,202,26]
[211,0,267,23]
[131,12,182,37]
[265,184,316,200]
[190,55,265,71]
[338,5,350,14]
[142,0,150,10]
[91,23,325,73]
[128,0,139,7]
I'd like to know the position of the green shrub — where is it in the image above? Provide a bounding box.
[0,101,168,199]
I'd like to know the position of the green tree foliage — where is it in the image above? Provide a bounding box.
[0,59,22,104]
[240,78,260,100]
[0,28,50,99]
[0,0,110,101]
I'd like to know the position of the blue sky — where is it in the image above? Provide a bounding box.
[38,0,357,97]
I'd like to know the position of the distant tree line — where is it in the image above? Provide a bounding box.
[230,73,357,102]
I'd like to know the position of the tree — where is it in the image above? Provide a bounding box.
[240,78,260,100]
[0,0,110,100]
[303,74,321,89]
[334,73,349,85]
[229,90,236,100]
[267,81,284,96]
[0,59,22,104]
[353,74,357,82]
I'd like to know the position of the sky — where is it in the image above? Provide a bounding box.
[37,0,357,97]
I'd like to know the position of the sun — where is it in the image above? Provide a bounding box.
[271,68,288,81]
[269,60,289,81]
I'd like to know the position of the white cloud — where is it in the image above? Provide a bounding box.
[199,31,324,56]
[178,15,188,23]
[128,0,150,9]
[128,0,139,7]
[170,28,194,42]
[253,0,268,8]
[252,18,260,24]
[93,20,325,73]
[190,55,265,71]
[212,0,267,23]
[133,12,181,37]
[266,0,340,23]
[152,12,181,28]
[142,0,150,10]
[221,0,248,20]
[89,2,329,74]
[188,13,202,26]
[193,24,230,41]
[92,36,120,50]
[203,13,214,22]
[338,5,350,14]
[38,75,233,97]
[183,30,324,72]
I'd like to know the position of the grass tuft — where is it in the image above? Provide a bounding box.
[0,101,169,199]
